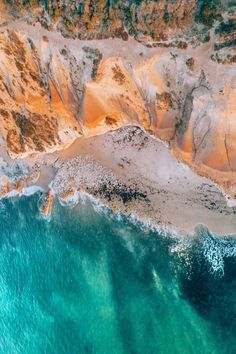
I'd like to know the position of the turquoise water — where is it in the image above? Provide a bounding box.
[0,194,235,354]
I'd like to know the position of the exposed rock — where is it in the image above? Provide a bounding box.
[0,2,235,202]
[0,29,82,157]
[39,190,53,217]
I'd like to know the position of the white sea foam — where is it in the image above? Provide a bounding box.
[201,231,236,277]
[58,192,79,207]
[2,179,236,279]
[21,185,44,196]
[60,189,236,279]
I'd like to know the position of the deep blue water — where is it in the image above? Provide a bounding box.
[0,193,235,354]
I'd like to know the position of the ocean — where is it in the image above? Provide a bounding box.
[0,193,235,354]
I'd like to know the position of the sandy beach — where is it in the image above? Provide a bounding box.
[29,125,235,236]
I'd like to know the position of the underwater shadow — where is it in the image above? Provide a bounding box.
[179,226,236,346]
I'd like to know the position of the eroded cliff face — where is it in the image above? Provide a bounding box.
[0,29,83,157]
[0,1,235,199]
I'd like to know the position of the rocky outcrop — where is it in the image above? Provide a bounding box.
[0,29,83,157]
[39,190,53,217]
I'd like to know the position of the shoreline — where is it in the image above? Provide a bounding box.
[0,16,235,237]
[1,126,235,237]
[5,182,236,242]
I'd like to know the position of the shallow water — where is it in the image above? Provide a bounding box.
[0,194,235,354]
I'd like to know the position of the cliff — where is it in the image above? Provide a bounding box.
[0,0,235,203]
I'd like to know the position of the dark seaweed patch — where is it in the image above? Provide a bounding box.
[92,181,149,205]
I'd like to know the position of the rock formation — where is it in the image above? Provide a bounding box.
[0,0,235,201]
